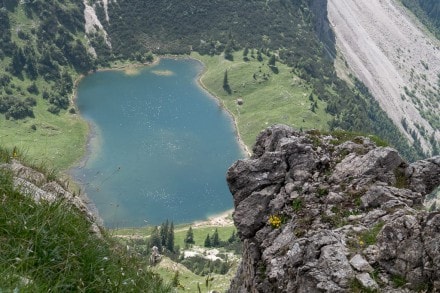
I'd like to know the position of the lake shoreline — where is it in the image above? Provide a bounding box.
[69,56,245,227]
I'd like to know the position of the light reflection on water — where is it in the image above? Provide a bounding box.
[71,59,243,227]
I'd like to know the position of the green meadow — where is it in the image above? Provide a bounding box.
[192,50,331,149]
[0,95,88,171]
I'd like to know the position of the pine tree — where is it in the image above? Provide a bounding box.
[224,42,233,61]
[166,222,174,252]
[172,270,180,287]
[212,228,220,247]
[160,220,169,247]
[184,226,195,247]
[257,49,263,62]
[223,70,231,94]
[243,47,249,57]
[268,55,276,67]
[150,226,162,251]
[228,230,237,243]
[204,234,211,247]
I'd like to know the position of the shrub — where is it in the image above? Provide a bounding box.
[47,105,60,114]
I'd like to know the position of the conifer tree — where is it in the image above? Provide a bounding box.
[184,226,195,247]
[150,226,162,251]
[204,234,211,247]
[166,222,174,252]
[160,220,169,247]
[228,230,237,243]
[212,228,220,247]
[223,70,231,94]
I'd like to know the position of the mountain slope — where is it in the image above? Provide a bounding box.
[329,0,440,155]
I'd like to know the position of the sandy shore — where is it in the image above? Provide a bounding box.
[192,209,234,228]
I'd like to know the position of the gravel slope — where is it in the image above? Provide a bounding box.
[328,0,440,153]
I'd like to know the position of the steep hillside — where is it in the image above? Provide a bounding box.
[227,125,440,292]
[0,147,170,291]
[0,0,93,169]
[329,0,440,155]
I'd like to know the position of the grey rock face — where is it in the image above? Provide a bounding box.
[227,125,440,292]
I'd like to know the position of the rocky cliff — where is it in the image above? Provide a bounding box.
[227,125,440,292]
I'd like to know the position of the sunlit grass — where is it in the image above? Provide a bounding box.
[192,50,331,149]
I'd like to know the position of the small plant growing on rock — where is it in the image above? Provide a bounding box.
[269,215,282,229]
[317,187,329,197]
[360,222,384,246]
[292,199,303,212]
[391,274,407,288]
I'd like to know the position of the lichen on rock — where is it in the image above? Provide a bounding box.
[227,125,440,292]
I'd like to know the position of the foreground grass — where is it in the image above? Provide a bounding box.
[0,151,171,292]
[193,51,331,149]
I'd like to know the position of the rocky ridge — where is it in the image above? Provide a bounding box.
[227,125,440,292]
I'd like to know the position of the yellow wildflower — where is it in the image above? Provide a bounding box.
[269,215,282,229]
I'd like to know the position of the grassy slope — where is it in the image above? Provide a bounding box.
[192,51,331,149]
[0,150,170,292]
[0,4,88,171]
[153,257,238,293]
[0,103,87,171]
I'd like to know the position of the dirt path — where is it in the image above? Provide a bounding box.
[328,0,440,152]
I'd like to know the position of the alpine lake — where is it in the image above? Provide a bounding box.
[71,58,244,228]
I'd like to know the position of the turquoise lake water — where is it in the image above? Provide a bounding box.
[72,59,244,227]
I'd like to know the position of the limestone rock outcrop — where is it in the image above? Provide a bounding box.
[227,125,440,292]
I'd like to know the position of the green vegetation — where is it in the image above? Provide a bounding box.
[399,0,440,39]
[360,222,385,246]
[194,51,331,147]
[113,221,239,292]
[0,102,87,170]
[153,258,237,293]
[0,1,91,170]
[0,154,170,292]
[292,199,303,212]
[391,274,407,288]
[114,224,236,250]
